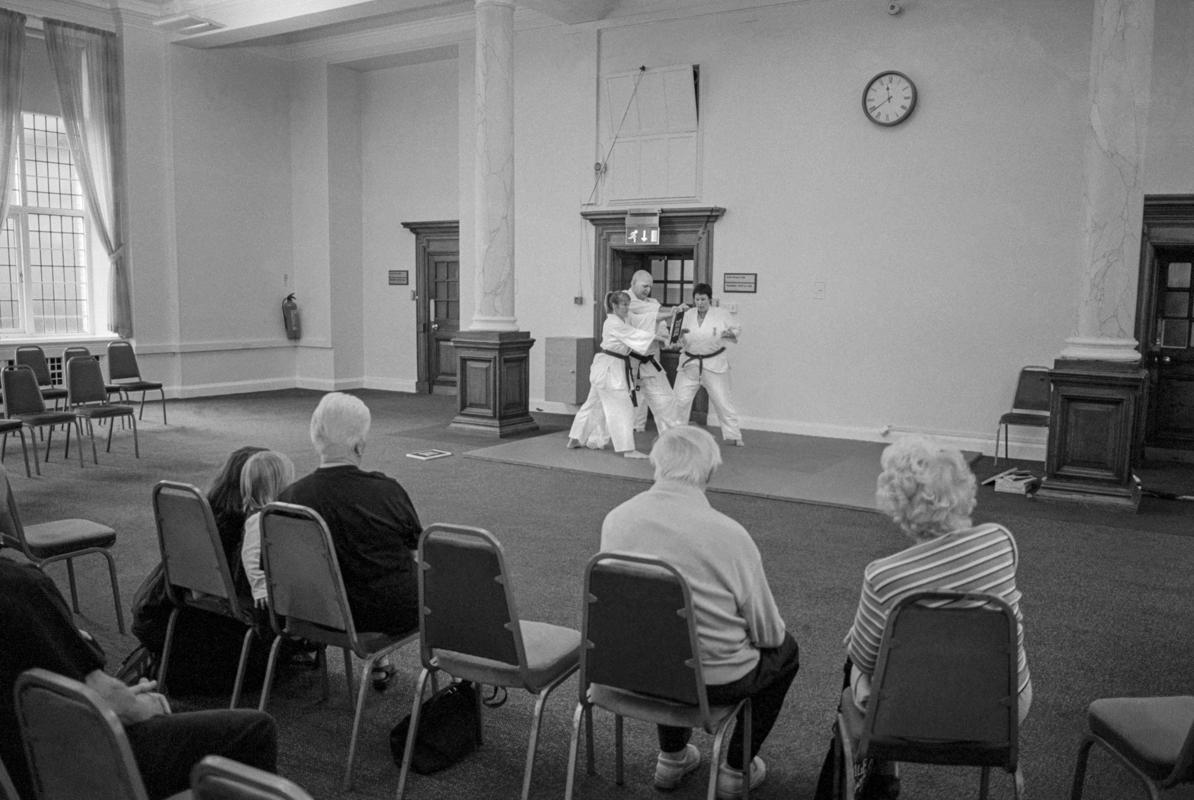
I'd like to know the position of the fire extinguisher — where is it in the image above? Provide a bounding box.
[282,293,301,340]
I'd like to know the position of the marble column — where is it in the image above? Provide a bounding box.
[451,0,537,436]
[471,0,517,331]
[1061,0,1155,362]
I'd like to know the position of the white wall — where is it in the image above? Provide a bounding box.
[1145,0,1194,192]
[360,57,459,391]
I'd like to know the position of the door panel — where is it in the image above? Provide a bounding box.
[429,256,459,393]
[1145,248,1194,451]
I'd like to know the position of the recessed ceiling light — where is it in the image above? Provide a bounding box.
[152,14,224,35]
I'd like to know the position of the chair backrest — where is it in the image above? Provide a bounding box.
[1,365,47,415]
[66,355,111,406]
[580,553,710,715]
[0,465,31,556]
[260,502,359,647]
[861,591,1018,770]
[14,668,150,800]
[1011,366,1051,413]
[418,523,527,670]
[107,340,142,381]
[61,346,92,364]
[153,480,243,616]
[191,755,315,800]
[14,346,52,387]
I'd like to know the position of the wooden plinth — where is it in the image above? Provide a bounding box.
[450,330,539,437]
[1037,360,1146,511]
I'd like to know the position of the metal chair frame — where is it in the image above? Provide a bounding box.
[191,755,315,800]
[14,345,68,409]
[994,366,1051,464]
[105,340,167,424]
[1070,696,1194,800]
[1,364,84,471]
[565,552,751,800]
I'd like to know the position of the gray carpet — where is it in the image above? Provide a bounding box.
[7,389,1194,800]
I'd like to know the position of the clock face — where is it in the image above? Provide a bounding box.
[863,71,917,126]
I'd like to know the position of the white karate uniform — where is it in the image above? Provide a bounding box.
[673,306,743,442]
[625,292,679,432]
[568,314,657,453]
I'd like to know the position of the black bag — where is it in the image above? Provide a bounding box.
[389,680,481,774]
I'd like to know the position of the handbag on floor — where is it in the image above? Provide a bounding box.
[389,680,481,774]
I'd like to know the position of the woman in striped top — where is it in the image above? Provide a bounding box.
[845,436,1032,721]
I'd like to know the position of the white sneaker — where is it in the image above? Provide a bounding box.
[653,744,701,790]
[715,756,766,800]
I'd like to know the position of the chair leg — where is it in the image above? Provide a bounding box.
[158,606,181,693]
[19,427,37,477]
[1013,764,1024,800]
[396,667,434,800]
[564,703,586,800]
[159,389,167,424]
[256,635,285,712]
[518,684,558,800]
[342,650,378,791]
[585,701,595,776]
[88,419,100,465]
[614,714,624,786]
[979,765,990,800]
[994,426,1002,465]
[1071,734,1162,800]
[100,549,125,634]
[342,648,354,703]
[130,414,139,458]
[230,627,255,710]
[72,419,83,467]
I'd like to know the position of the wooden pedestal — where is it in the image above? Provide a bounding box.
[1037,360,1146,511]
[450,330,539,437]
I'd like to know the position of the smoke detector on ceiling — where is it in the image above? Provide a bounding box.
[152,14,224,35]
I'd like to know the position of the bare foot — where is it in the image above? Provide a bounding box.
[566,438,582,449]
[622,450,649,459]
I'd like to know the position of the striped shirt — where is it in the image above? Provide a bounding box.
[844,522,1031,697]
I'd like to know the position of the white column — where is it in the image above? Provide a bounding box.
[1062,0,1154,362]
[470,0,517,331]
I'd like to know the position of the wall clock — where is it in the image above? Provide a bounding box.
[863,71,917,126]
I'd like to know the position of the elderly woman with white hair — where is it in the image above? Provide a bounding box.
[277,392,422,690]
[816,436,1032,800]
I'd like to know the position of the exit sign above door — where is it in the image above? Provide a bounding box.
[625,209,660,245]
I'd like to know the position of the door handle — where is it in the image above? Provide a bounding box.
[430,322,439,331]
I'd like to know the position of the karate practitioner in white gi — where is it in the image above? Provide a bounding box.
[568,290,670,458]
[673,282,745,446]
[626,271,686,433]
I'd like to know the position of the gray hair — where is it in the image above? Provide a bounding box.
[309,392,371,459]
[875,435,976,540]
[649,425,722,487]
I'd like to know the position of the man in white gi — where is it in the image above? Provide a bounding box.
[626,270,685,433]
[673,282,745,446]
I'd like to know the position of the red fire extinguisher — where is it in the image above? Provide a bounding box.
[282,293,301,340]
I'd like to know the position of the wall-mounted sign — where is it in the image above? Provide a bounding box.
[723,273,757,293]
[625,209,661,245]
[388,270,409,286]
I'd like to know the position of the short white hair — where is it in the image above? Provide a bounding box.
[309,392,371,457]
[650,425,722,486]
[875,435,976,540]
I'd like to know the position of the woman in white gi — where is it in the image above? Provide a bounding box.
[568,290,668,459]
[673,283,745,446]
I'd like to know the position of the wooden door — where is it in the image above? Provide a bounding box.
[1143,246,1194,454]
[427,255,460,394]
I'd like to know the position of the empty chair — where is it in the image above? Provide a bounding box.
[994,366,1051,464]
[257,502,417,791]
[191,755,314,800]
[0,464,125,633]
[106,340,166,423]
[14,668,154,800]
[61,345,92,363]
[67,356,139,463]
[397,523,581,800]
[153,481,257,707]
[1,364,84,471]
[830,591,1021,800]
[565,552,751,800]
[0,417,33,478]
[1070,695,1194,800]
[15,345,67,409]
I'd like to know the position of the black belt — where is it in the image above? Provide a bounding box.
[600,349,638,407]
[682,347,726,376]
[629,351,663,374]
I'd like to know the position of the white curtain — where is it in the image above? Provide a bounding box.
[44,19,131,337]
[0,10,25,226]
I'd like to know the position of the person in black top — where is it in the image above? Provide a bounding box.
[277,392,422,688]
[0,558,277,800]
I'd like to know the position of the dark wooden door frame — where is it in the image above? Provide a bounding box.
[1136,195,1194,451]
[581,207,725,336]
[401,220,459,394]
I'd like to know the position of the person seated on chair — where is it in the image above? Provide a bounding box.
[131,445,275,695]
[277,392,422,691]
[0,557,278,800]
[599,425,799,800]
[823,436,1033,800]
